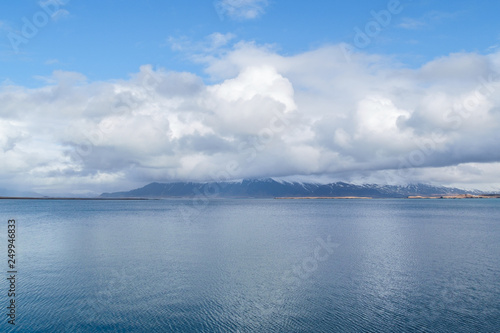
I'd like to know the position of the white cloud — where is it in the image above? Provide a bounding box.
[51,9,70,21]
[168,32,236,53]
[208,32,236,50]
[2,44,500,194]
[215,0,269,20]
[398,18,427,30]
[38,0,71,21]
[399,11,460,30]
[45,58,60,65]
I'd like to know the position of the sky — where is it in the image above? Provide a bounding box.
[1,0,500,195]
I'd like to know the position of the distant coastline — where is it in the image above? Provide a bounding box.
[276,194,500,199]
[3,180,497,200]
[408,194,500,199]
[1,195,498,200]
[275,196,373,199]
[0,197,152,200]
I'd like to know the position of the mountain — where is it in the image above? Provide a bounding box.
[100,179,480,198]
[0,188,43,197]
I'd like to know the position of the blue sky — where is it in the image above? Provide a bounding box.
[2,0,499,86]
[1,0,500,195]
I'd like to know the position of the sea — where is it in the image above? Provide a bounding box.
[0,198,499,332]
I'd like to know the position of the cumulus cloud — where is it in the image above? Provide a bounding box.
[214,0,269,20]
[1,44,500,195]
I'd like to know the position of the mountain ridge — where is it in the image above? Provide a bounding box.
[100,178,482,199]
[0,188,43,197]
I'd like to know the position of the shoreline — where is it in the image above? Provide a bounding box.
[408,194,500,199]
[1,195,498,200]
[275,196,373,199]
[0,197,152,200]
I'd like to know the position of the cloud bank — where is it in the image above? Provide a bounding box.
[2,42,500,195]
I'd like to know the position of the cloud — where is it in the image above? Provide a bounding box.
[398,17,427,30]
[399,11,460,30]
[214,0,269,20]
[168,32,236,53]
[38,0,71,20]
[2,44,500,195]
[45,58,60,65]
[208,32,237,49]
[51,8,70,21]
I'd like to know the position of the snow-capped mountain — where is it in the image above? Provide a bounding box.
[100,178,481,198]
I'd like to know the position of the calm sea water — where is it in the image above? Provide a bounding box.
[0,199,499,332]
